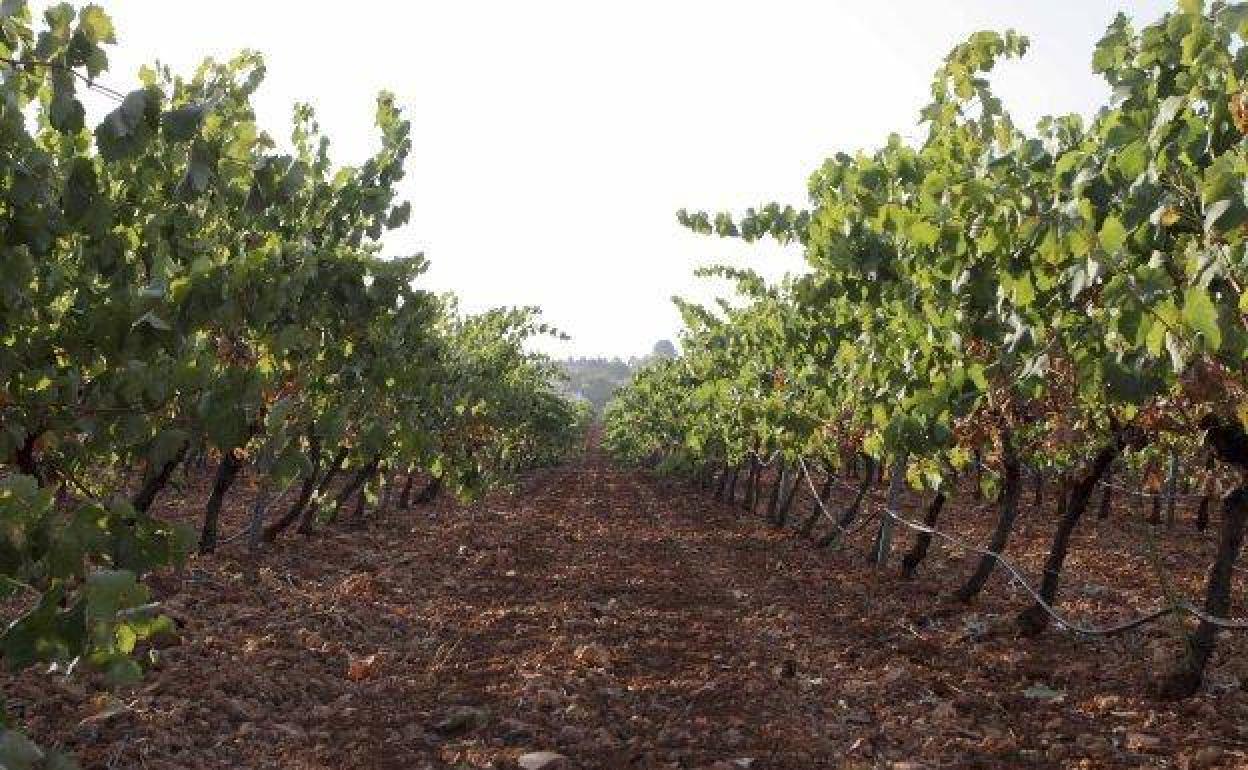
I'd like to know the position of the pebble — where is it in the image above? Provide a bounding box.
[518,750,569,770]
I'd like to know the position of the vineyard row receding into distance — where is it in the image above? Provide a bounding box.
[9,0,1248,767]
[604,0,1248,708]
[0,2,590,765]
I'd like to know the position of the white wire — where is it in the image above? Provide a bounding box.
[792,457,1248,633]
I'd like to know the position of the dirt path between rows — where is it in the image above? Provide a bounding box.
[13,450,1248,768]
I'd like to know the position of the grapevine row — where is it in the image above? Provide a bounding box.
[0,4,586,764]
[606,1,1248,699]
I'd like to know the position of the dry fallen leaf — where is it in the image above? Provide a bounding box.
[346,653,380,681]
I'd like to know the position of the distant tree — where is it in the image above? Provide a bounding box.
[558,345,677,416]
[652,339,677,359]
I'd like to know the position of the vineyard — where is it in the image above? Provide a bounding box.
[0,2,588,767]
[9,0,1248,768]
[602,0,1248,760]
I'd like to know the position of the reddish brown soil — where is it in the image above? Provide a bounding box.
[9,452,1248,769]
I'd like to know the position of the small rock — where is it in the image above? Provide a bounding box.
[589,598,619,614]
[721,728,745,748]
[274,722,305,739]
[844,709,873,726]
[518,750,568,770]
[587,727,617,749]
[295,628,325,652]
[1080,583,1114,599]
[499,717,536,744]
[222,698,254,722]
[1124,732,1162,753]
[1074,733,1108,753]
[573,642,612,668]
[657,727,692,747]
[431,706,488,736]
[1021,684,1065,703]
[1186,746,1225,769]
[556,725,587,745]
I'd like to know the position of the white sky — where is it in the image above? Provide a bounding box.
[79,1,1174,357]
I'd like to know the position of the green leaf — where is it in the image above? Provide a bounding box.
[78,5,114,43]
[1099,216,1128,253]
[83,570,147,620]
[968,363,988,391]
[103,657,143,686]
[908,220,940,248]
[63,158,97,224]
[147,429,188,471]
[1150,96,1184,146]
[1205,199,1248,236]
[185,161,213,193]
[1012,272,1035,307]
[161,103,206,142]
[101,89,147,137]
[1114,140,1149,179]
[95,89,154,161]
[1183,285,1222,351]
[49,88,85,134]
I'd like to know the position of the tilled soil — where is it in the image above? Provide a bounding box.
[10,451,1248,769]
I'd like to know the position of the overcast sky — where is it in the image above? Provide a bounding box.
[81,1,1174,357]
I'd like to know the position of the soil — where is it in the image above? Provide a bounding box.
[9,449,1248,769]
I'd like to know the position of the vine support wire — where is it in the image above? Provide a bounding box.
[793,456,898,545]
[793,457,1248,635]
[975,457,1208,502]
[1096,477,1206,502]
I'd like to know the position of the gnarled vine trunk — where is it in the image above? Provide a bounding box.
[797,471,836,539]
[766,460,786,524]
[744,450,761,512]
[132,441,189,513]
[413,475,442,505]
[1161,414,1248,698]
[297,446,348,534]
[900,491,946,579]
[264,433,323,543]
[816,455,875,548]
[726,466,740,506]
[777,468,800,527]
[398,471,416,508]
[199,449,245,554]
[1161,485,1248,698]
[954,428,1021,603]
[1017,439,1120,635]
[331,454,381,521]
